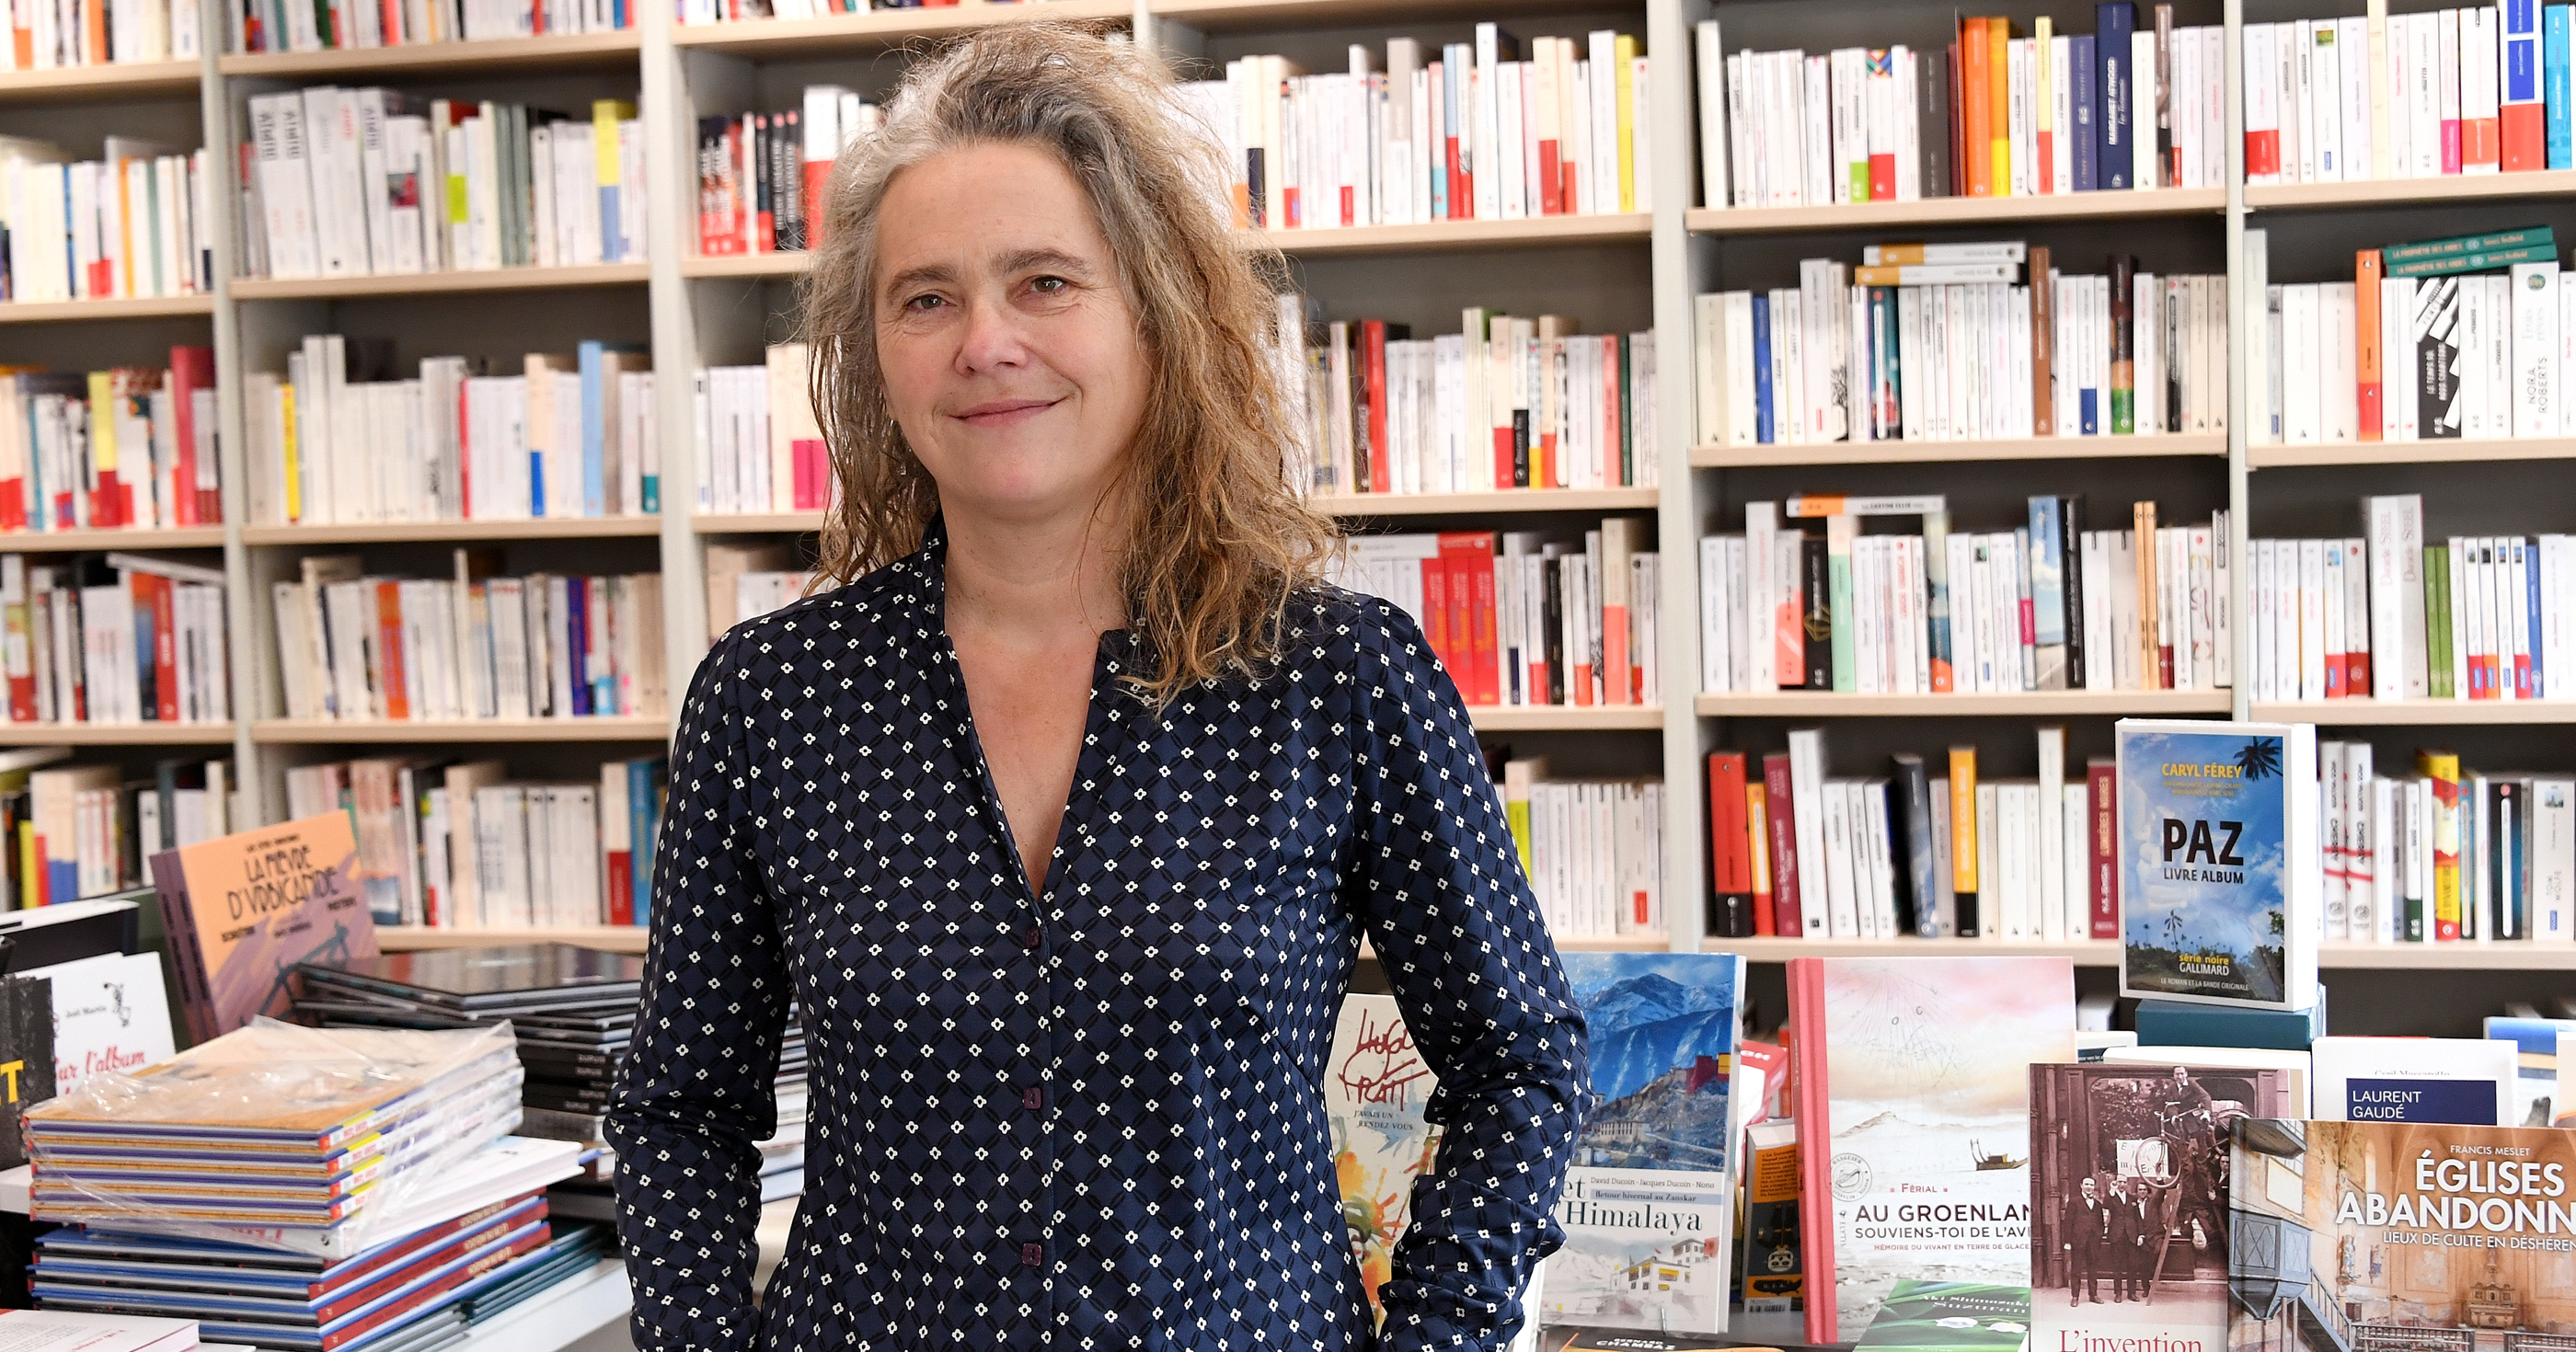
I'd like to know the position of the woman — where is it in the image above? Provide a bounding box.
[605,24,1591,1350]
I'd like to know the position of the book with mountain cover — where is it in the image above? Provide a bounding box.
[2115,719,2320,1012]
[1540,952,1750,1334]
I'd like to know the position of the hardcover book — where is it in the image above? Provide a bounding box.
[21,952,175,1093]
[2116,720,2321,1013]
[2028,1061,2298,1352]
[2309,1036,2515,1124]
[1788,954,2076,1344]
[0,974,54,1171]
[1851,1280,2031,1352]
[1327,993,1440,1328]
[2225,1119,2576,1352]
[1542,952,1749,1335]
[146,813,378,1046]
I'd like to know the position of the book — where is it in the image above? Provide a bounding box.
[2027,1060,2298,1352]
[1788,954,2076,1343]
[145,812,378,1045]
[0,972,53,1169]
[20,950,174,1091]
[2116,719,2321,1012]
[1739,1117,1802,1312]
[2133,994,2327,1051]
[2483,1014,2576,1126]
[2310,1035,2515,1123]
[1851,1280,2030,1352]
[1541,952,1749,1334]
[0,1312,196,1352]
[1326,993,1439,1328]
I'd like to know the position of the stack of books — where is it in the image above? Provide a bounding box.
[1495,759,1663,940]
[696,344,828,517]
[10,755,234,908]
[0,349,223,533]
[704,543,813,639]
[0,143,215,304]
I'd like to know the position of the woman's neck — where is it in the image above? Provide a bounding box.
[939,499,1128,645]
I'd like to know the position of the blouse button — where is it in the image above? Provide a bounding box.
[1021,1243,1045,1267]
[1021,926,1041,950]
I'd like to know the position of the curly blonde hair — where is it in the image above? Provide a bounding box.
[799,22,1336,703]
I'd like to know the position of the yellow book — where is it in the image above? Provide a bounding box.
[2034,16,2053,193]
[2418,750,2462,940]
[1949,745,1978,895]
[1987,17,2011,197]
[281,382,300,525]
[84,372,113,521]
[1502,756,1548,877]
[1614,34,1638,212]
[17,819,32,909]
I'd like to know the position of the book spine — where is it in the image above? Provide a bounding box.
[1948,744,1978,935]
[1764,751,1803,936]
[1708,750,1754,938]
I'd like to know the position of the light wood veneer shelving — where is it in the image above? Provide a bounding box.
[0,527,226,552]
[1700,937,2576,970]
[2245,170,2576,212]
[231,262,650,301]
[1684,187,2225,235]
[1315,487,1659,514]
[243,518,666,544]
[252,716,673,743]
[379,924,650,953]
[2250,700,2576,726]
[2249,441,2576,467]
[0,59,197,100]
[216,30,642,76]
[0,295,215,324]
[0,723,238,745]
[1469,705,1664,731]
[1694,434,2227,466]
[670,0,1131,53]
[1697,691,2235,717]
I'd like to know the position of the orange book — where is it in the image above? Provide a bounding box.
[2357,250,2384,441]
[1987,17,2011,195]
[143,813,377,1046]
[1747,780,1776,935]
[374,580,410,720]
[1961,19,1994,196]
[1437,531,1501,705]
[1947,746,1978,897]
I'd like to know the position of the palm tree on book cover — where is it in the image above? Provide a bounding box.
[2237,738,2282,782]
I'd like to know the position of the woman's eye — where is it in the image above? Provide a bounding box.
[904,293,945,312]
[1029,276,1068,295]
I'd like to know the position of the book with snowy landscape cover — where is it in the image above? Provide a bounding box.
[1540,952,1750,1335]
[1788,955,2077,1345]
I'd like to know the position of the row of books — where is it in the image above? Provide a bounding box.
[285,757,664,928]
[1696,496,2229,696]
[270,553,669,724]
[2254,508,2576,705]
[704,540,812,637]
[242,91,644,281]
[1495,762,1663,941]
[2244,7,2563,186]
[0,141,214,304]
[675,0,1067,20]
[0,754,232,906]
[2331,747,2576,943]
[0,350,220,533]
[0,554,230,730]
[1329,520,1662,710]
[1176,28,1654,234]
[1694,246,2228,447]
[1277,302,1660,498]
[248,337,655,527]
[1707,725,2113,941]
[694,88,880,257]
[2250,236,2572,445]
[1696,7,2223,211]
[12,0,198,67]
[231,0,630,53]
[696,345,826,517]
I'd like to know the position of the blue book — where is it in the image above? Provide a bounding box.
[2072,35,2099,189]
[2483,1014,2576,1125]
[2115,719,2321,1012]
[2525,536,2545,698]
[1751,295,1776,444]
[630,757,665,926]
[578,341,607,519]
[2136,991,2328,1050]
[2027,497,2068,688]
[2315,1036,2514,1123]
[2098,3,2134,190]
[566,582,592,717]
[2551,6,2574,168]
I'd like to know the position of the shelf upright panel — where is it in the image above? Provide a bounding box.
[1653,0,1708,957]
[2225,0,2251,723]
[648,0,712,685]
[203,0,268,819]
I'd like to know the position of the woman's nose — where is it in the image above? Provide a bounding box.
[956,294,1030,373]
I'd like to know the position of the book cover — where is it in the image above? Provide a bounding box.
[0,974,53,1170]
[1740,1117,1804,1312]
[1326,993,1440,1329]
[1789,954,2076,1343]
[2310,1036,2515,1124]
[21,952,174,1093]
[2029,1061,2298,1352]
[2116,720,2321,1013]
[1852,1280,2030,1352]
[2482,1014,2575,1126]
[2225,1119,2576,1352]
[1542,952,1748,1335]
[146,813,379,1046]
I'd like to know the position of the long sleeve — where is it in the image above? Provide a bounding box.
[605,630,793,1352]
[1344,599,1594,1352]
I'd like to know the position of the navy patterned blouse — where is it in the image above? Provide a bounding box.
[605,523,1592,1350]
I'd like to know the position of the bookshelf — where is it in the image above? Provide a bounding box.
[0,0,2522,1005]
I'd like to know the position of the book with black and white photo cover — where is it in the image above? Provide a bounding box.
[2028,1060,2298,1352]
[1541,952,1749,1335]
[2116,720,2321,1013]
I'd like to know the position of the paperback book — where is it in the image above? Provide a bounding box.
[2117,719,2321,1012]
[1326,993,1440,1327]
[147,812,378,1044]
[1849,1279,2032,1352]
[1788,954,2076,1344]
[1541,952,1750,1335]
[2309,1036,2516,1125]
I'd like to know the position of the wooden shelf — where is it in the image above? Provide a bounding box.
[1363,933,1671,962]
[2318,943,2576,970]
[2249,699,2576,725]
[683,252,807,279]
[253,716,670,743]
[377,924,648,953]
[244,517,663,545]
[671,0,1131,53]
[231,263,650,301]
[1315,487,1657,515]
[2246,170,2576,212]
[1685,188,2225,235]
[1706,936,2121,964]
[0,722,236,745]
[1468,704,1664,731]
[1698,690,2234,717]
[219,30,642,77]
[1150,0,1638,30]
[1250,213,1650,256]
[0,526,225,553]
[0,60,197,101]
[0,294,213,324]
[2249,441,2576,467]
[694,511,826,533]
[1694,434,2227,467]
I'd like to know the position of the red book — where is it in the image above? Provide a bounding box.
[2325,633,2347,698]
[1438,533,1498,705]
[1468,548,1498,705]
[1421,556,1453,681]
[605,851,634,924]
[1761,751,1802,937]
[169,346,216,525]
[2087,757,2117,938]
[145,574,178,723]
[2349,636,2371,698]
[1362,321,1407,495]
[1708,752,1754,938]
[2504,101,2547,172]
[375,580,409,721]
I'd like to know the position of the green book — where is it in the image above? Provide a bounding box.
[2425,544,2455,700]
[1616,332,1633,487]
[1854,1280,2032,1352]
[2382,225,2557,264]
[2385,245,2559,279]
[1827,513,1857,693]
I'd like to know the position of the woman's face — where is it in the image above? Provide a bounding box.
[872,141,1149,528]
